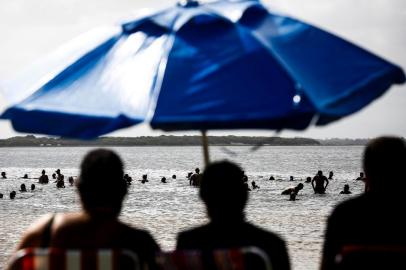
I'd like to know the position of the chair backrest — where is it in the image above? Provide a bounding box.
[335,244,406,270]
[156,247,272,270]
[7,248,139,270]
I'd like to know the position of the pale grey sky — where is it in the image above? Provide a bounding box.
[0,0,405,139]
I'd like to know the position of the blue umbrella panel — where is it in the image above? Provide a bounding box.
[1,0,405,139]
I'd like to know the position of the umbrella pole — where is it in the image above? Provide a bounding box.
[201,130,210,167]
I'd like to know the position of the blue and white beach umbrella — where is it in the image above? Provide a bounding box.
[1,0,405,139]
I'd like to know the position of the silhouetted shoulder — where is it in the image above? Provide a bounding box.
[17,214,55,250]
[177,222,290,270]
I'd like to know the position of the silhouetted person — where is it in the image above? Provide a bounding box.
[13,149,160,269]
[141,174,148,184]
[20,184,27,192]
[56,175,65,188]
[176,161,291,270]
[328,171,334,180]
[281,183,304,195]
[68,176,74,186]
[39,170,49,184]
[190,168,201,186]
[289,176,294,181]
[52,173,56,180]
[305,177,311,183]
[31,184,36,191]
[1,171,6,179]
[10,191,16,199]
[356,172,366,181]
[251,181,260,189]
[172,174,176,180]
[161,177,167,183]
[339,184,351,194]
[321,137,406,270]
[269,175,275,180]
[244,182,251,191]
[312,170,329,194]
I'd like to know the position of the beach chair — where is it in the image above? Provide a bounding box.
[156,246,272,270]
[335,244,406,270]
[7,248,140,270]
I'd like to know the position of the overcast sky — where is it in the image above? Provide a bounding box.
[0,0,405,139]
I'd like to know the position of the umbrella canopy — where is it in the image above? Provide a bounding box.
[1,0,405,139]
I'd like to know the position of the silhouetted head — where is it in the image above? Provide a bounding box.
[23,174,28,179]
[344,184,350,192]
[142,174,147,180]
[77,149,126,217]
[20,184,26,191]
[10,191,16,199]
[195,168,200,174]
[0,193,3,199]
[363,137,406,194]
[306,177,311,182]
[52,173,56,179]
[290,176,294,181]
[200,161,247,222]
[42,170,45,175]
[56,169,61,174]
[360,172,364,177]
[172,174,176,179]
[296,183,304,191]
[31,184,35,191]
[317,170,323,176]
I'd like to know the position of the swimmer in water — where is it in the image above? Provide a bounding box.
[172,174,176,180]
[39,170,49,184]
[68,176,74,186]
[0,193,3,199]
[161,177,167,183]
[312,170,329,194]
[305,177,311,183]
[281,183,304,196]
[1,172,6,179]
[290,176,294,181]
[31,184,36,191]
[269,175,275,180]
[141,174,148,184]
[356,172,366,181]
[56,175,65,188]
[328,171,334,180]
[20,184,27,192]
[10,191,16,199]
[340,184,352,194]
[251,181,260,189]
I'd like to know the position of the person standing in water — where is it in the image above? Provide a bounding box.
[312,170,329,194]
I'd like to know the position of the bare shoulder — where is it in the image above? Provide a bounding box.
[16,213,54,250]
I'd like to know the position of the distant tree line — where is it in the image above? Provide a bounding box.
[0,135,322,147]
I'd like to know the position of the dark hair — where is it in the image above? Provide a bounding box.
[363,137,406,192]
[200,161,247,220]
[77,149,126,214]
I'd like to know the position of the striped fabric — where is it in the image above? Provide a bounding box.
[156,247,272,270]
[8,248,139,270]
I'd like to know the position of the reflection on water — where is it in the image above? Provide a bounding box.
[0,146,364,270]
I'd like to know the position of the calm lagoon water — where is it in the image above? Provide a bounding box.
[0,146,365,269]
